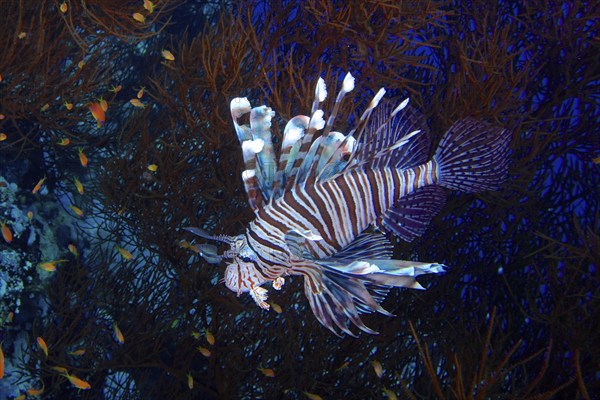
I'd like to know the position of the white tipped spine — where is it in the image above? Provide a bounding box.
[242,138,265,154]
[309,109,325,130]
[341,72,355,93]
[230,97,252,119]
[315,78,327,102]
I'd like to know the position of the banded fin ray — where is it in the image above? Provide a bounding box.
[380,185,447,242]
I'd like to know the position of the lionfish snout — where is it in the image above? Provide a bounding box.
[183,226,242,263]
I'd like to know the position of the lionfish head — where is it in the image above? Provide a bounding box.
[184,227,264,294]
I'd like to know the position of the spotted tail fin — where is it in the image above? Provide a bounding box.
[434,118,511,193]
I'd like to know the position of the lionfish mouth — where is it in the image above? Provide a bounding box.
[184,226,236,263]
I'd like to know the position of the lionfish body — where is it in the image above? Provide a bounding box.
[187,73,511,336]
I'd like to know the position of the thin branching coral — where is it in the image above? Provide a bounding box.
[0,0,597,399]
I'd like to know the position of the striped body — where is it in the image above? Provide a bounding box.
[251,161,438,261]
[187,72,511,336]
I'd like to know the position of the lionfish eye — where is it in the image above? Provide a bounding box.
[239,254,254,263]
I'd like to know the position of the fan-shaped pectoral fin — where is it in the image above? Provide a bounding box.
[249,285,270,310]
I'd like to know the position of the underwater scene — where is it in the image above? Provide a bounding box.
[0,1,597,399]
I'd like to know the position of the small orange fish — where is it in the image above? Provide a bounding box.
[37,337,49,357]
[68,348,86,356]
[0,341,4,379]
[205,329,215,345]
[77,60,85,69]
[270,302,282,314]
[73,177,84,194]
[64,101,73,110]
[132,12,145,23]
[129,99,145,108]
[40,103,50,112]
[18,32,27,39]
[26,383,45,396]
[161,50,175,61]
[88,102,105,127]
[593,156,600,164]
[57,137,71,146]
[143,0,155,13]
[116,246,133,260]
[78,148,88,167]
[147,164,158,171]
[27,211,33,220]
[59,2,67,13]
[371,360,383,378]
[38,259,68,272]
[191,331,201,339]
[187,372,193,389]
[15,394,25,400]
[335,361,350,372]
[69,205,84,217]
[68,244,79,257]
[383,387,398,400]
[117,206,126,215]
[197,346,211,357]
[257,367,275,378]
[32,176,47,194]
[113,322,125,344]
[63,373,91,390]
[0,114,5,120]
[109,84,122,93]
[1,221,13,243]
[51,366,68,373]
[137,87,145,99]
[0,133,6,141]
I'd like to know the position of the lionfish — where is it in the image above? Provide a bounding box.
[186,73,511,336]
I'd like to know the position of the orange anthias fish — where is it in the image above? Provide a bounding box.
[371,360,383,378]
[116,246,133,260]
[69,205,84,217]
[0,133,7,141]
[132,12,145,23]
[113,323,125,344]
[78,148,88,167]
[31,176,47,194]
[205,329,215,345]
[1,221,13,243]
[57,137,71,146]
[257,367,275,378]
[197,346,211,357]
[109,84,122,93]
[130,99,146,108]
[68,348,86,356]
[38,259,68,272]
[143,0,155,13]
[26,383,45,396]
[63,373,91,390]
[88,102,105,127]
[73,177,84,194]
[37,337,49,357]
[161,49,175,61]
[68,244,79,257]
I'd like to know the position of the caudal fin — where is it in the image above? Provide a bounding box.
[434,118,511,193]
